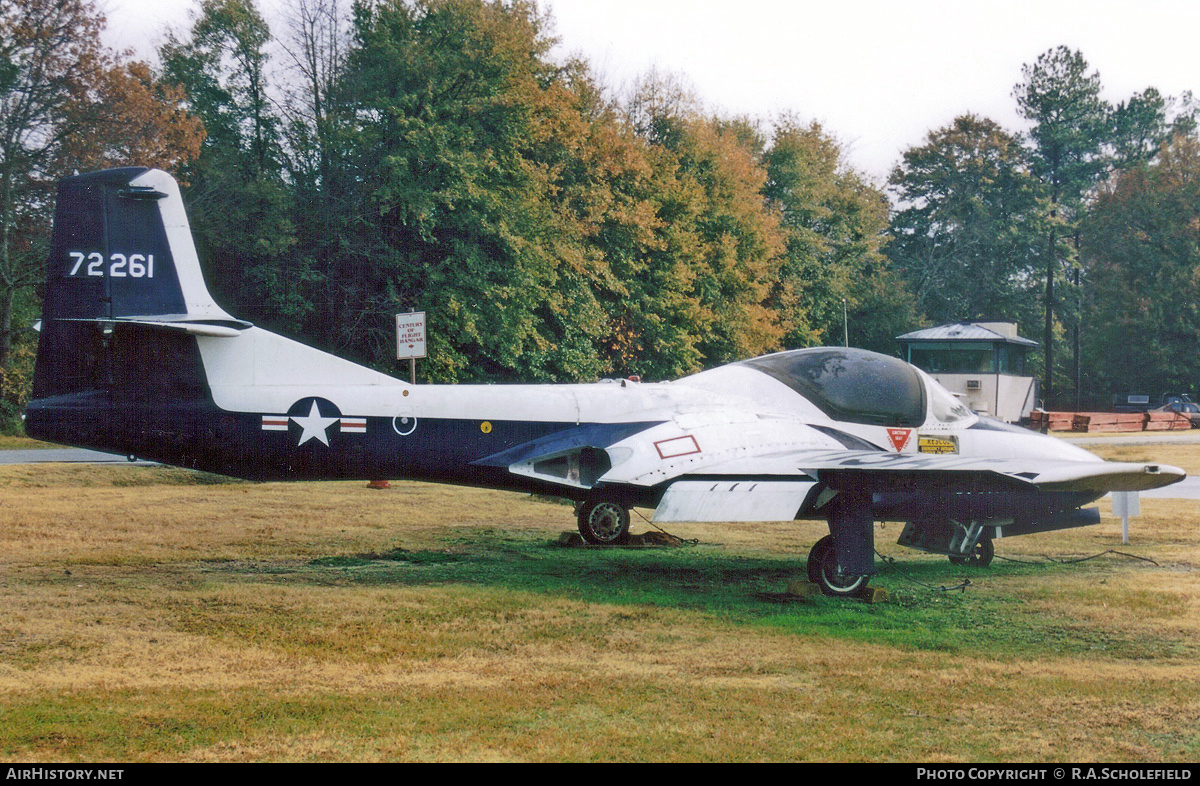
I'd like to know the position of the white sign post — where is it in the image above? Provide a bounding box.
[1111,490,1141,545]
[396,311,426,383]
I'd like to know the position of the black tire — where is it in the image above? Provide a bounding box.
[577,500,631,545]
[949,534,995,567]
[807,534,870,598]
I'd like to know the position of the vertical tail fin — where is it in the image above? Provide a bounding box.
[25,167,397,466]
[32,168,249,399]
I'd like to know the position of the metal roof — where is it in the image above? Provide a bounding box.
[896,322,1039,347]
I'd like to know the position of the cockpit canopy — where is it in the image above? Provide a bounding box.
[741,347,968,427]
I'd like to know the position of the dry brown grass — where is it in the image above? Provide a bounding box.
[1,445,1199,762]
[1083,440,1200,475]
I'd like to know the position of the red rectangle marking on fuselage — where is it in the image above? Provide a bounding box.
[655,434,701,459]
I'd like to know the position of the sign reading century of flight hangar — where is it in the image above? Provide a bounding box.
[396,312,427,360]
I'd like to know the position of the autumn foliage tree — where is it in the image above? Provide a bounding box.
[158,0,296,330]
[768,117,917,352]
[0,0,202,427]
[297,0,849,382]
[89,0,911,389]
[0,0,943,430]
[0,0,111,381]
[316,0,609,380]
[57,61,204,173]
[885,47,1196,406]
[620,89,787,375]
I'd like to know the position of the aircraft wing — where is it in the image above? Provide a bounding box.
[648,449,1184,523]
[695,449,1186,493]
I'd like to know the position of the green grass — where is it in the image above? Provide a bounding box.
[2,460,1199,761]
[203,526,1195,662]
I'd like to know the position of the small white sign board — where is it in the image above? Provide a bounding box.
[1111,490,1141,544]
[1111,490,1141,518]
[396,312,427,360]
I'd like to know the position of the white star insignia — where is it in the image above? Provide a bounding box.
[291,400,339,446]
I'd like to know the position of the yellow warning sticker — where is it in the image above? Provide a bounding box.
[918,435,959,454]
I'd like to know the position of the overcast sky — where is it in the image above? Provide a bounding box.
[99,0,1200,183]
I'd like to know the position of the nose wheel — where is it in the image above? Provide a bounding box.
[577,499,631,545]
[949,533,994,567]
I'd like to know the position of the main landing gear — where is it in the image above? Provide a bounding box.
[576,499,631,545]
[808,491,876,599]
[807,535,872,598]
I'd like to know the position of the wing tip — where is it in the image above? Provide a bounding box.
[1035,461,1186,492]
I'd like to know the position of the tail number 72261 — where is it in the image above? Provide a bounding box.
[66,251,155,279]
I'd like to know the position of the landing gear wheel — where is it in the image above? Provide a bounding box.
[577,500,631,545]
[807,534,870,598]
[949,534,994,567]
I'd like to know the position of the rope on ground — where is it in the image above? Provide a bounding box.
[878,547,1163,597]
[994,549,1159,567]
[874,550,973,593]
[631,507,701,545]
[875,547,1160,596]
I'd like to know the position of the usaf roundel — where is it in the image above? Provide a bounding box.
[260,397,367,446]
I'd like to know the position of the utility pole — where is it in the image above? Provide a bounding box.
[1044,201,1057,405]
[843,299,849,348]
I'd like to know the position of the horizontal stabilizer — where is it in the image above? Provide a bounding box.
[58,315,253,338]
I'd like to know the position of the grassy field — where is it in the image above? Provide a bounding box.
[1,440,1199,762]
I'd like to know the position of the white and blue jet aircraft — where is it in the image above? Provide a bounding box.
[24,168,1186,598]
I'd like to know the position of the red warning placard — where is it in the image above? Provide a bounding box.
[886,428,913,452]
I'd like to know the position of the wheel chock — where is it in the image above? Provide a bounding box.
[785,579,821,598]
[786,579,890,603]
[556,532,585,547]
[863,587,890,604]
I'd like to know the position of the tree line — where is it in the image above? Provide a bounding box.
[1,0,1197,430]
[891,47,1197,407]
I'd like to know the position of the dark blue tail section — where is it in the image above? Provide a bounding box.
[27,168,247,455]
[42,167,186,321]
[32,168,245,400]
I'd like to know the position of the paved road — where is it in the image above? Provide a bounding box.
[1137,476,1200,498]
[1063,431,1200,497]
[1063,432,1200,446]
[0,448,156,465]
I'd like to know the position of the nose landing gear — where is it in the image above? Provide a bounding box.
[948,533,994,567]
[897,518,995,567]
[807,491,876,598]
